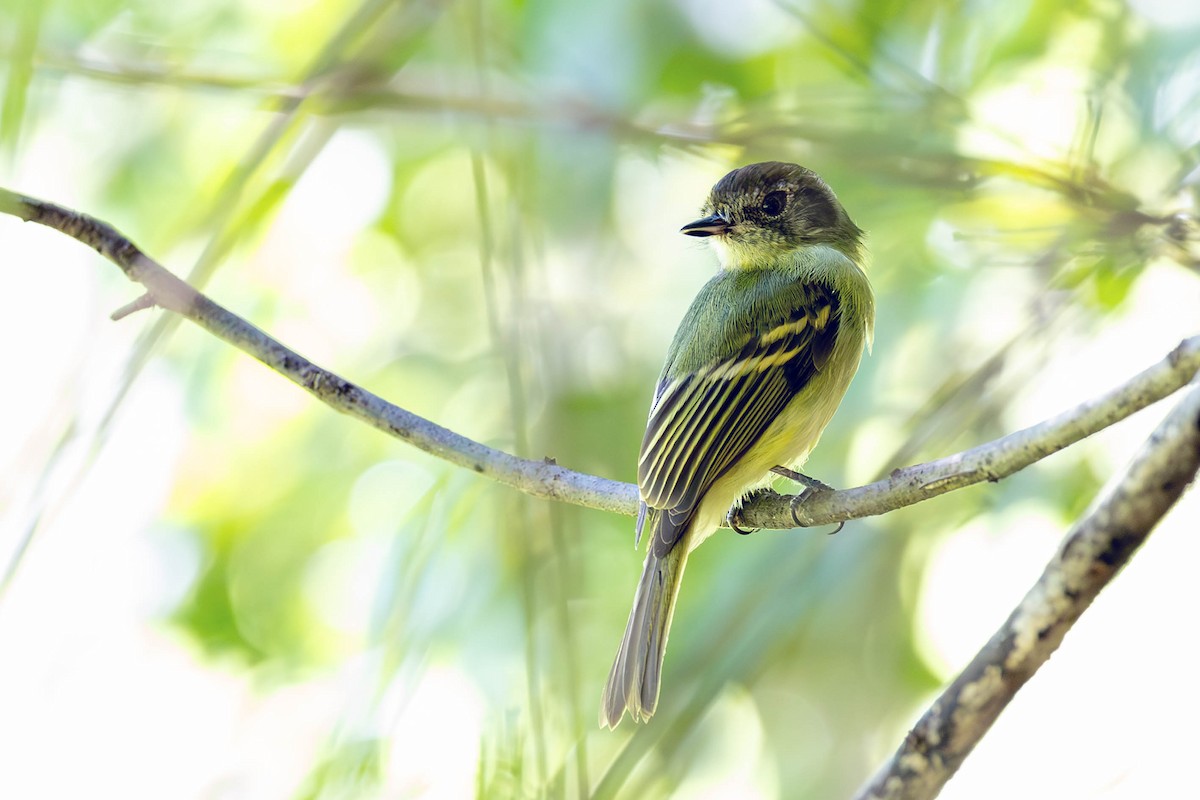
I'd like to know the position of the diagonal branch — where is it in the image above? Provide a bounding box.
[0,187,637,516]
[738,333,1200,529]
[1,186,1198,531]
[854,376,1200,800]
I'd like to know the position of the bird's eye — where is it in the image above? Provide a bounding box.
[761,191,787,217]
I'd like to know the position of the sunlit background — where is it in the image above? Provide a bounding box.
[1,0,1198,797]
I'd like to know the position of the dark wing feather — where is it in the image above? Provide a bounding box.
[638,284,840,556]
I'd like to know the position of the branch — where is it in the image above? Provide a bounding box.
[0,187,636,516]
[1,186,1198,530]
[737,334,1200,529]
[855,377,1200,800]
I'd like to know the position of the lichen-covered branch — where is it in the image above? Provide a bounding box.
[854,378,1200,800]
[1,186,1198,532]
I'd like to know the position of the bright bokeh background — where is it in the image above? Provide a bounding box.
[1,0,1198,798]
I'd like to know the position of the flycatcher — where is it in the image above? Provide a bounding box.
[600,162,875,728]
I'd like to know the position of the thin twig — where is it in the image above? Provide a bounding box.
[855,377,1200,800]
[1,187,1198,530]
[110,292,157,320]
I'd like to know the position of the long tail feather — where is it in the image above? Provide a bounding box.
[599,542,689,728]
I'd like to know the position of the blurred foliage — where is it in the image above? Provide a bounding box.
[1,0,1198,797]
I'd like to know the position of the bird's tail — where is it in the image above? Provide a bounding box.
[599,541,689,728]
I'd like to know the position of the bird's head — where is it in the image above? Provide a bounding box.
[681,162,863,269]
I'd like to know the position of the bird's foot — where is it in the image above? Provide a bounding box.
[771,466,845,534]
[726,507,757,536]
[726,489,769,536]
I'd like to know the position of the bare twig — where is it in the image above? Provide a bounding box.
[110,291,156,320]
[855,377,1200,800]
[1,187,1198,531]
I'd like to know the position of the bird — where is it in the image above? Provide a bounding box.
[600,161,875,728]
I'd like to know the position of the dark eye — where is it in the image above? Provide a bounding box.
[761,191,787,217]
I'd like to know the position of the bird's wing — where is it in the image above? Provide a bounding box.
[638,282,839,556]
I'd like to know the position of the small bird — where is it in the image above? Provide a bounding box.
[600,162,875,728]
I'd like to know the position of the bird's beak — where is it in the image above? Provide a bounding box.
[680,213,731,237]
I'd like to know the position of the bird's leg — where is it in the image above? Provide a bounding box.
[771,466,845,535]
[770,465,834,492]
